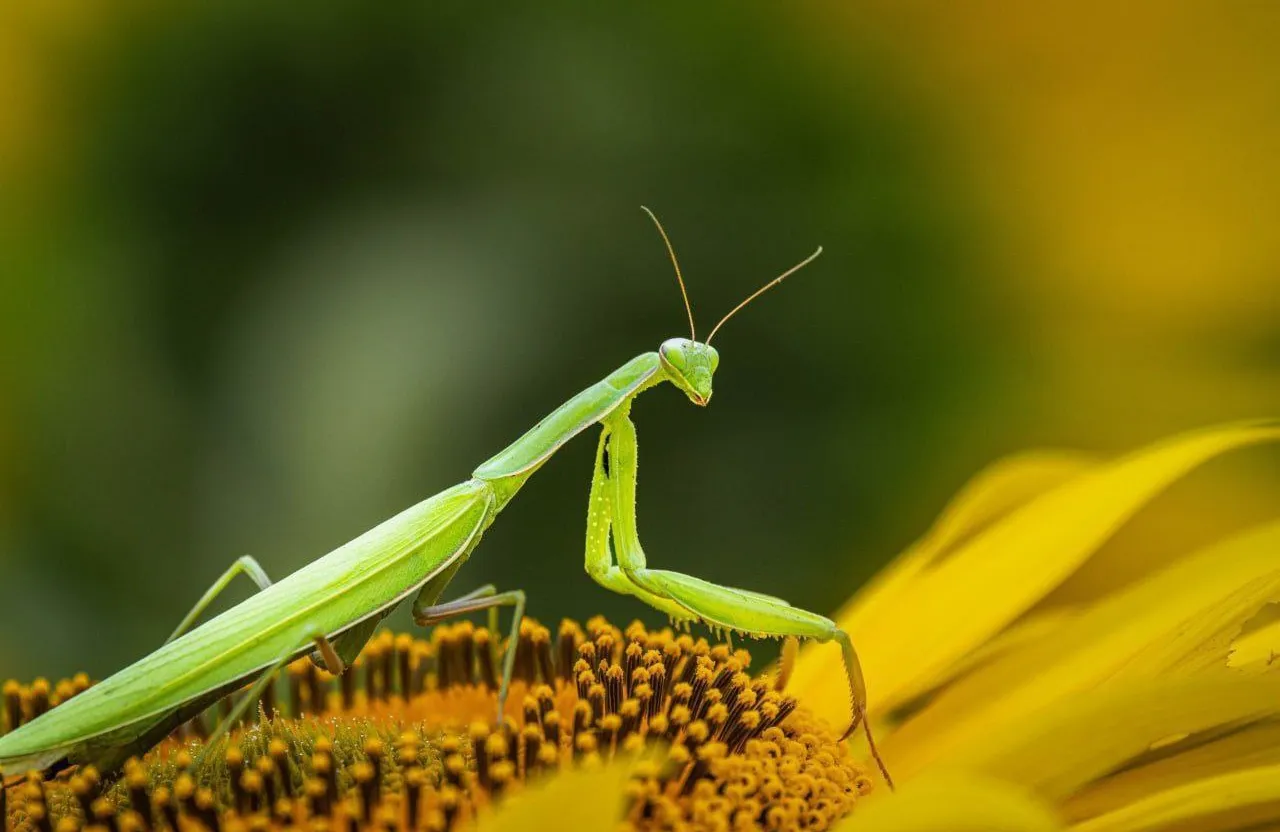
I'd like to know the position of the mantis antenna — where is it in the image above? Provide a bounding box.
[706,246,823,346]
[641,206,697,341]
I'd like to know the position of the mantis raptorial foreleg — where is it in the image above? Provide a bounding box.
[601,408,822,637]
[584,428,699,624]
[412,585,526,720]
[165,555,273,644]
[594,408,894,787]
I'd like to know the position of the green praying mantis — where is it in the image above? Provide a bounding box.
[0,209,892,788]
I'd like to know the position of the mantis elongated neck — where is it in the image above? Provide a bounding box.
[472,352,666,510]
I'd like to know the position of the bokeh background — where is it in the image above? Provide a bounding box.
[2,2,1279,680]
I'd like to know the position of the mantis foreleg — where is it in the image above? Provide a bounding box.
[595,408,893,787]
[601,410,837,642]
[583,428,698,624]
[166,555,273,644]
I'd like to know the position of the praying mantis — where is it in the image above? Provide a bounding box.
[0,209,892,788]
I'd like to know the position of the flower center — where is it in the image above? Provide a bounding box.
[3,617,873,830]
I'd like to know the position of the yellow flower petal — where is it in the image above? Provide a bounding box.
[1228,605,1280,670]
[921,451,1100,559]
[835,773,1062,831]
[790,450,1095,720]
[884,520,1280,772]
[938,607,1080,685]
[929,674,1280,801]
[473,760,628,832]
[796,420,1280,726]
[834,451,1095,631]
[1068,764,1280,832]
[1061,719,1280,822]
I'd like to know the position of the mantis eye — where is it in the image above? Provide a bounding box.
[660,339,690,372]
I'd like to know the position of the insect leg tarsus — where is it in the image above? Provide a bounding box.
[833,629,893,789]
[166,555,273,644]
[413,587,526,726]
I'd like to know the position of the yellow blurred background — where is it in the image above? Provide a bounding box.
[2,2,1278,679]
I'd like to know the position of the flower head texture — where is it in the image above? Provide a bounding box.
[4,421,1279,830]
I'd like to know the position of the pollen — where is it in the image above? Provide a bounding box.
[2,618,871,831]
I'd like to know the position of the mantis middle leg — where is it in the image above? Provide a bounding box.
[412,581,526,724]
[599,408,892,787]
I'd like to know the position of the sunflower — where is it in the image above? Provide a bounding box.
[3,617,875,831]
[4,421,1279,830]
[480,420,1280,830]
[790,419,1280,830]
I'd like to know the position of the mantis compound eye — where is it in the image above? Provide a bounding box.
[659,337,692,371]
[659,338,715,406]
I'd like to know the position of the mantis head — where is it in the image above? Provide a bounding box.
[660,338,719,406]
[640,207,822,408]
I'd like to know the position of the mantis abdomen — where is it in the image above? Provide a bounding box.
[0,354,662,774]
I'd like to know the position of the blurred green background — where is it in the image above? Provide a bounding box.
[3,2,1279,681]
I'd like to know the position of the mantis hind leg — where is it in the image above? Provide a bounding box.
[412,586,526,726]
[168,554,348,678]
[200,629,345,763]
[166,555,273,644]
